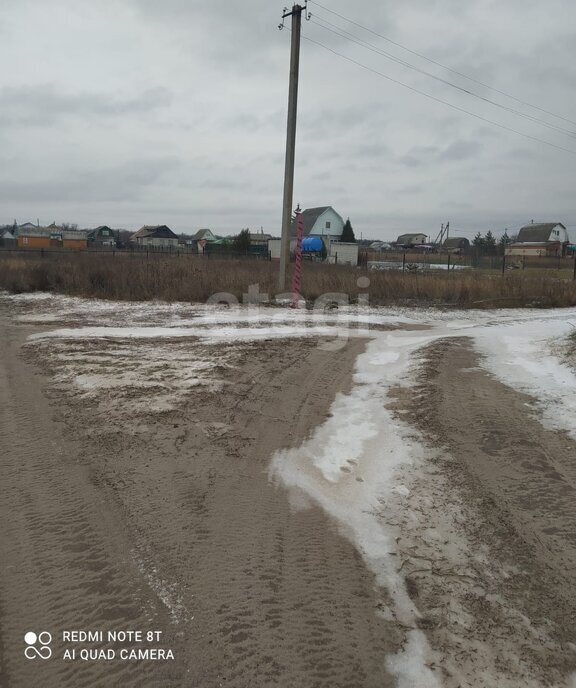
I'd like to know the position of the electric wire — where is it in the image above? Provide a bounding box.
[298,31,576,156]
[309,15,576,140]
[309,0,576,128]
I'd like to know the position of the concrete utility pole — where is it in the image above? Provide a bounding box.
[278,3,307,290]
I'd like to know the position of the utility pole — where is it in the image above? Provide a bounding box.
[278,3,307,290]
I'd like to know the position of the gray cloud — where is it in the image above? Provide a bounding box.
[0,85,172,126]
[439,140,482,161]
[0,0,575,240]
[0,157,180,203]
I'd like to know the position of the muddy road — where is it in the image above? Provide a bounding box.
[388,337,576,686]
[1,295,576,687]
[0,309,397,688]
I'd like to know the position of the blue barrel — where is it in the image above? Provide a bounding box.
[301,237,324,252]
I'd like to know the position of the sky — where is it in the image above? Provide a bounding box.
[1,0,575,242]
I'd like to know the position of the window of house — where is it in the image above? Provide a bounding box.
[326,221,331,229]
[23,237,29,245]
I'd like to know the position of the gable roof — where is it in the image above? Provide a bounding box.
[132,225,177,240]
[87,225,113,238]
[397,233,426,243]
[1,229,15,239]
[193,228,216,241]
[443,237,470,248]
[291,206,342,236]
[517,223,565,242]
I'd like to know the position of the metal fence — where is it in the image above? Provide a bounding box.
[362,250,576,277]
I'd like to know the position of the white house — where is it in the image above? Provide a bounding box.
[291,206,345,240]
[193,228,217,242]
[516,222,568,244]
[505,222,570,257]
[397,233,427,246]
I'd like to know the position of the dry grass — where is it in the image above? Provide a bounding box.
[1,251,576,309]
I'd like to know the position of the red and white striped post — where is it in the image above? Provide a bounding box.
[292,207,304,308]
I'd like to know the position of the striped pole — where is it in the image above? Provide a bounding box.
[292,210,304,308]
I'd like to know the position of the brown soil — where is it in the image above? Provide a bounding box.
[3,296,576,688]
[0,309,399,688]
[386,337,576,686]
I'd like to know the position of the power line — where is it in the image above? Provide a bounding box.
[310,0,576,129]
[309,16,576,140]
[299,32,576,156]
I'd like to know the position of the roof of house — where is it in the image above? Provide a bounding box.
[397,233,426,243]
[19,222,37,229]
[249,232,272,241]
[443,237,470,248]
[18,229,88,239]
[18,229,52,237]
[517,223,565,242]
[1,229,16,239]
[193,228,215,241]
[87,225,113,238]
[291,206,341,236]
[63,232,88,240]
[132,225,177,240]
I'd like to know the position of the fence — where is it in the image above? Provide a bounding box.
[362,250,576,275]
[2,246,575,279]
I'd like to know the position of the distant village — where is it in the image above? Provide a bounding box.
[0,206,574,267]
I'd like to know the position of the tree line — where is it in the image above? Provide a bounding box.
[472,230,515,256]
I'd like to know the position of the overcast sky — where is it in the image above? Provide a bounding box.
[1,0,575,241]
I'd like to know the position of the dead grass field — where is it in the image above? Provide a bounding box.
[1,251,576,308]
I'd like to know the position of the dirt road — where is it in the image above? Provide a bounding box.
[387,337,576,686]
[1,296,576,687]
[0,307,398,688]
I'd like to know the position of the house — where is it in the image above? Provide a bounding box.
[505,222,569,257]
[62,232,88,250]
[443,237,470,253]
[369,241,393,252]
[17,222,38,236]
[178,235,197,249]
[193,228,217,242]
[505,242,565,257]
[193,228,217,254]
[0,228,17,247]
[87,226,116,247]
[131,225,179,248]
[291,207,345,240]
[517,222,568,243]
[249,231,273,247]
[397,233,427,247]
[18,229,55,249]
[18,229,87,249]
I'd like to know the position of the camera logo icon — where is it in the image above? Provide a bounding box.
[24,631,52,659]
